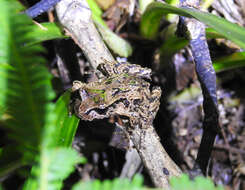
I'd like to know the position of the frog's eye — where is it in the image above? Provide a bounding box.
[70,88,89,103]
[79,89,89,101]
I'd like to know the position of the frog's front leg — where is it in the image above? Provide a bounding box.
[146,86,162,124]
[150,86,162,113]
[136,86,161,128]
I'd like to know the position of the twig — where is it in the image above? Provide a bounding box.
[129,123,182,188]
[192,144,245,155]
[120,147,142,179]
[213,145,245,155]
[55,0,115,70]
[25,0,62,18]
[178,0,220,175]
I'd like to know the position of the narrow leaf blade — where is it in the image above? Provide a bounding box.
[55,91,79,147]
[140,2,245,49]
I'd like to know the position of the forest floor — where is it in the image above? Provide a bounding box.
[11,0,244,189]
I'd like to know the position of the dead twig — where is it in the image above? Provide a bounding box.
[55,0,115,70]
[177,0,220,176]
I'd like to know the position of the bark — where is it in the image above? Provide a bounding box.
[55,0,115,70]
[129,124,182,188]
[178,0,219,175]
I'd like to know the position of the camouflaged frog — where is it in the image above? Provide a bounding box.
[70,60,161,129]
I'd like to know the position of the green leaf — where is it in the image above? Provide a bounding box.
[72,175,144,190]
[140,2,245,49]
[160,35,188,58]
[0,146,23,177]
[54,91,80,147]
[206,28,226,39]
[0,0,55,161]
[165,0,179,4]
[25,22,68,46]
[95,22,133,57]
[170,174,192,190]
[200,0,215,10]
[86,0,103,22]
[130,174,144,188]
[158,27,231,61]
[213,52,245,72]
[170,174,224,190]
[23,148,84,190]
[22,91,83,189]
[139,0,154,13]
[164,0,179,21]
[0,1,84,189]
[87,0,133,57]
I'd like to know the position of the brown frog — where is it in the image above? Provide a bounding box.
[70,60,161,129]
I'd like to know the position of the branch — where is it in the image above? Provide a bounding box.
[178,0,220,176]
[25,0,62,18]
[55,0,115,70]
[128,124,182,188]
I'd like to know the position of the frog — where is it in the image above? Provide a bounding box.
[70,60,162,129]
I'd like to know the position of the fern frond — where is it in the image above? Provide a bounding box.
[72,175,144,190]
[23,148,84,190]
[170,174,224,190]
[0,0,55,161]
[21,91,82,189]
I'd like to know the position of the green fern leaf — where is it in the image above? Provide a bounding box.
[0,0,55,164]
[0,2,83,189]
[170,174,224,190]
[72,175,144,190]
[23,148,84,190]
